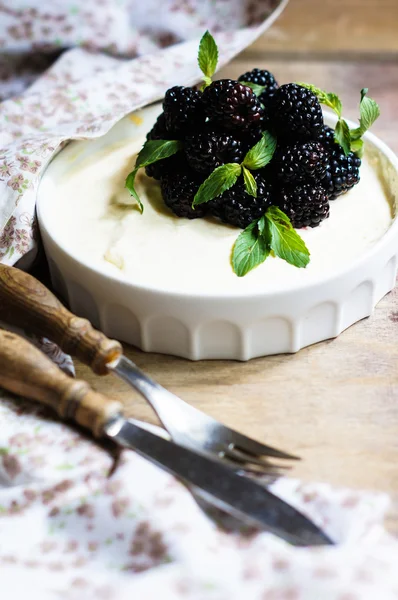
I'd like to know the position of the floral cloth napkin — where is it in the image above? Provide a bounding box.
[1,2,398,598]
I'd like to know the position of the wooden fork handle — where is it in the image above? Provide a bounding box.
[0,264,122,375]
[0,329,122,437]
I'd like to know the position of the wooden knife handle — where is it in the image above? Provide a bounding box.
[0,329,122,437]
[0,264,122,375]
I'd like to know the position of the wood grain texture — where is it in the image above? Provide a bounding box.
[0,264,122,375]
[75,55,398,531]
[249,0,398,55]
[0,329,122,437]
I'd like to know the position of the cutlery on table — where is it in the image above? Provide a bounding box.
[0,264,298,475]
[0,329,332,546]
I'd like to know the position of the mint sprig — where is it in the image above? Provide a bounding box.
[350,88,380,140]
[193,163,241,206]
[298,83,380,157]
[232,207,310,277]
[192,131,276,205]
[125,139,182,212]
[198,31,218,88]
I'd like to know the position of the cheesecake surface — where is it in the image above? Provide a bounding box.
[50,136,395,295]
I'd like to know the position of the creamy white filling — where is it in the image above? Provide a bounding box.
[52,137,395,294]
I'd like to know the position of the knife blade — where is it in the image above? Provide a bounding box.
[106,417,333,546]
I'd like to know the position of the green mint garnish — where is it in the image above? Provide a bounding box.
[299,82,350,154]
[242,131,277,170]
[350,88,380,141]
[298,83,380,157]
[125,139,182,212]
[232,207,310,276]
[135,139,182,167]
[232,216,270,277]
[242,165,257,197]
[265,206,310,268]
[334,119,351,156]
[193,163,241,206]
[298,83,342,118]
[350,138,364,157]
[198,30,218,88]
[239,81,266,97]
[358,88,380,130]
[192,132,276,207]
[125,171,144,213]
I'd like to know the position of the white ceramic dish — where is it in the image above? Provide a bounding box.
[37,106,398,360]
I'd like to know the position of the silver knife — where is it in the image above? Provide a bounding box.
[106,417,332,546]
[0,328,333,547]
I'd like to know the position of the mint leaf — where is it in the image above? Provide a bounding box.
[325,93,342,119]
[257,214,267,236]
[348,89,380,156]
[242,166,257,197]
[265,206,310,268]
[349,126,362,141]
[243,131,276,170]
[135,139,182,169]
[125,169,143,213]
[334,119,351,156]
[298,83,342,118]
[198,30,218,81]
[193,163,241,206]
[125,139,182,212]
[232,217,271,277]
[239,81,266,97]
[350,138,364,157]
[358,88,380,134]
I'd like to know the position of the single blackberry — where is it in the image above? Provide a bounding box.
[239,126,263,154]
[163,86,205,136]
[318,125,337,150]
[185,131,244,174]
[146,112,169,141]
[278,183,330,228]
[203,80,263,131]
[270,83,324,141]
[238,68,278,108]
[273,141,328,184]
[323,148,361,199]
[209,172,273,229]
[145,153,185,181]
[257,163,278,186]
[202,79,235,115]
[160,170,207,219]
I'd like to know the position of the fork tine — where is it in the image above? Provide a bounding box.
[225,433,300,461]
[224,446,292,470]
[112,356,299,462]
[220,455,287,476]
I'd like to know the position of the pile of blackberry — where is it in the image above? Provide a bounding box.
[145,73,361,230]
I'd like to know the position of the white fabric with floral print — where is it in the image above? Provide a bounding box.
[1,2,398,599]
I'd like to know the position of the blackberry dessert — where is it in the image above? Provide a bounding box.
[125,31,380,277]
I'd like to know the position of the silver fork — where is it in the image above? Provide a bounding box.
[0,264,299,475]
[110,355,298,474]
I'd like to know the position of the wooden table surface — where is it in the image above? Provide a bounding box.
[76,0,398,526]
